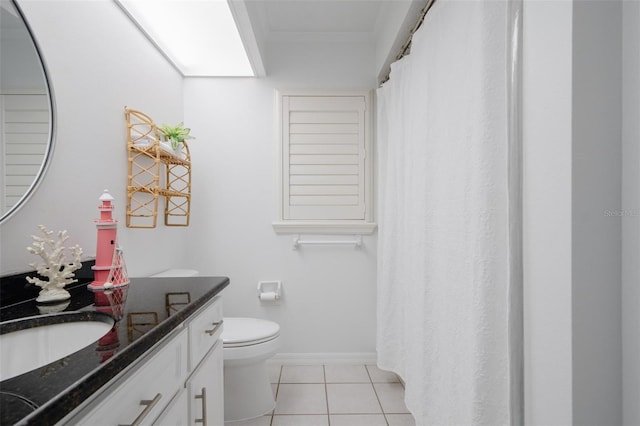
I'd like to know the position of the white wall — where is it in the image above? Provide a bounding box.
[525,0,634,424]
[4,0,380,359]
[572,0,622,423]
[622,1,640,424]
[184,39,379,356]
[523,1,574,423]
[0,0,188,276]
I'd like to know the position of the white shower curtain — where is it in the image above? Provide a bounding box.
[376,1,521,425]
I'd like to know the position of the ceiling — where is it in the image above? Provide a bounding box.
[237,0,425,80]
[109,0,425,80]
[251,1,386,38]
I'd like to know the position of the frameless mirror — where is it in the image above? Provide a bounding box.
[0,0,54,223]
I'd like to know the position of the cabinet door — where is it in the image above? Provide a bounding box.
[187,339,224,426]
[69,329,188,426]
[154,388,188,426]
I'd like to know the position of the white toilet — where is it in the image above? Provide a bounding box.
[222,317,280,421]
[151,270,281,422]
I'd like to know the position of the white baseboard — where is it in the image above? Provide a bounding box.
[269,352,377,365]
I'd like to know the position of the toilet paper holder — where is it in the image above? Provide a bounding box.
[257,280,282,301]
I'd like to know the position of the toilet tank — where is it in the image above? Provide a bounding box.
[151,269,199,277]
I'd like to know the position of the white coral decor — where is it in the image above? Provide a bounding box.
[26,225,83,303]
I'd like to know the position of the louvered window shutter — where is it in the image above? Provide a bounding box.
[1,94,50,212]
[275,91,375,234]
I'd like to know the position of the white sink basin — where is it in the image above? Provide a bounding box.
[0,312,114,381]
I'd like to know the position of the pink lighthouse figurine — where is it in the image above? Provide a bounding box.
[88,190,129,300]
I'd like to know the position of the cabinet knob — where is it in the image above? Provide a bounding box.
[118,393,162,426]
[205,320,223,336]
[195,387,208,425]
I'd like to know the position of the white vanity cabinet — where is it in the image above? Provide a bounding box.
[62,296,224,426]
[187,295,223,369]
[67,328,190,426]
[186,295,224,426]
[154,388,188,425]
[187,341,224,426]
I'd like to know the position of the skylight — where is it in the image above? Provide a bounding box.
[116,0,254,77]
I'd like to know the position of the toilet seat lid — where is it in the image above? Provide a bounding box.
[222,317,280,347]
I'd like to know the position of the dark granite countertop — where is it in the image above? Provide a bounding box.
[0,274,229,425]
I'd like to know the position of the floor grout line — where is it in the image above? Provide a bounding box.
[269,364,282,426]
[259,364,414,426]
[323,364,331,426]
[367,365,391,426]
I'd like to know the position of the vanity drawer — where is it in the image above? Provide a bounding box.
[70,328,188,426]
[188,296,223,369]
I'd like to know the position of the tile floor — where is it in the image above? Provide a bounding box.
[225,364,416,426]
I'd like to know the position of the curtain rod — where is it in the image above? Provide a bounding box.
[379,0,437,86]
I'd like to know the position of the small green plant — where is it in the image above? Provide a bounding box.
[159,122,195,150]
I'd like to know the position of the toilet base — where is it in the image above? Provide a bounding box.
[224,359,275,422]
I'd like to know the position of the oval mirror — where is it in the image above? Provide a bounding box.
[0,0,54,223]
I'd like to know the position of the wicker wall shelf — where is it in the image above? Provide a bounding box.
[125,107,191,228]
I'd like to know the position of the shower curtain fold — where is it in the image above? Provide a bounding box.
[376,1,521,425]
